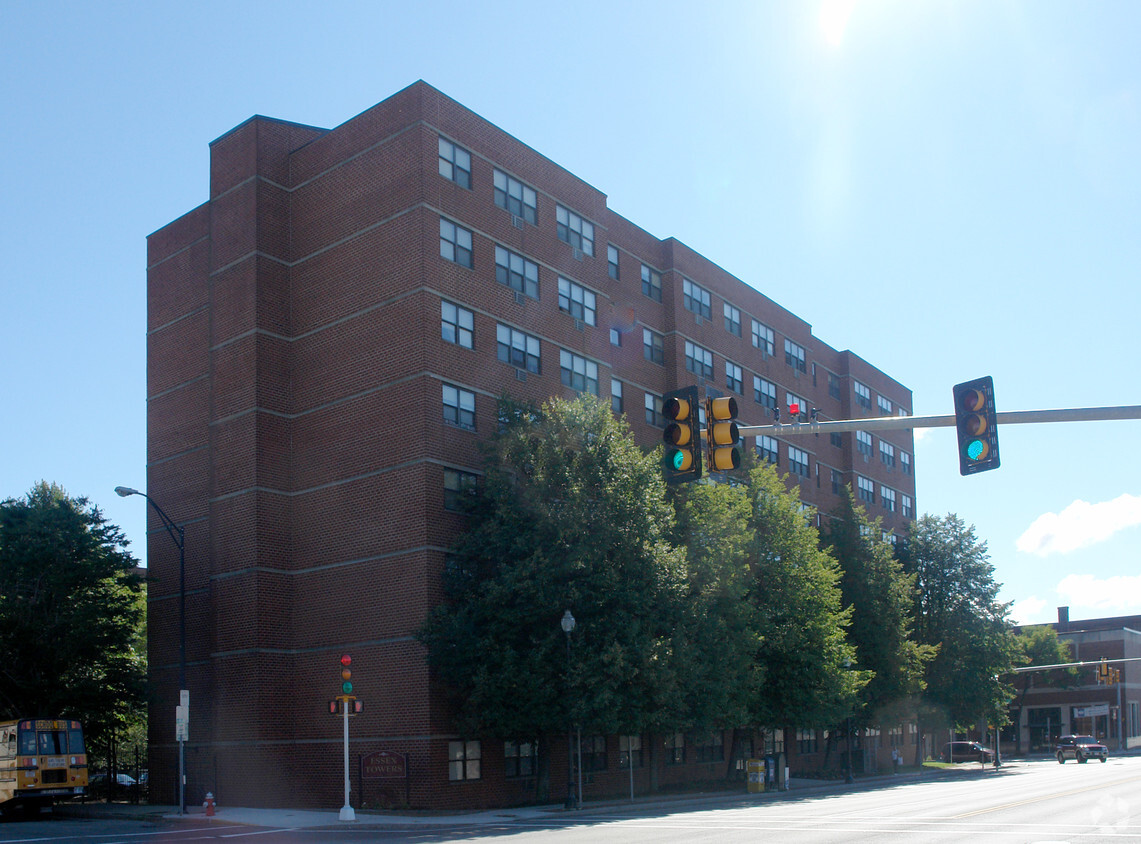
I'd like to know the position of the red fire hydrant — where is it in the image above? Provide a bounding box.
[204,792,216,817]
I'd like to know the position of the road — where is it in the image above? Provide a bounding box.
[3,757,1139,842]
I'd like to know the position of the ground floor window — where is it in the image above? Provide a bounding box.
[504,740,534,778]
[665,732,685,765]
[583,735,607,772]
[449,740,481,781]
[619,734,642,768]
[692,730,724,763]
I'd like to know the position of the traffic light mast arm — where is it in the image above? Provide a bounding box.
[739,404,1141,437]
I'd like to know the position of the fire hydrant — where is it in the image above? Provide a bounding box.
[204,792,216,817]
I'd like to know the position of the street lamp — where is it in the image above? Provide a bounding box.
[116,486,186,815]
[844,658,854,785]
[561,609,577,810]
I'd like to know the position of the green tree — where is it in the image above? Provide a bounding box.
[419,396,690,745]
[902,513,1018,757]
[746,464,863,731]
[1011,625,1078,752]
[0,482,146,748]
[822,488,932,727]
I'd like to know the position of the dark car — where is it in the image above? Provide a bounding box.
[942,741,994,763]
[1056,734,1108,763]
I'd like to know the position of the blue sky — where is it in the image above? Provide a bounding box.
[2,0,1138,626]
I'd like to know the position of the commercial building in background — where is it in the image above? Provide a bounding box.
[1011,607,1141,754]
[145,81,916,809]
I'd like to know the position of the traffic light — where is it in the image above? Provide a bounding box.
[340,654,353,694]
[662,386,702,484]
[952,377,1000,475]
[705,395,741,472]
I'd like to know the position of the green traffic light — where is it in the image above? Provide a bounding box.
[966,439,988,462]
[342,681,353,694]
[671,449,686,470]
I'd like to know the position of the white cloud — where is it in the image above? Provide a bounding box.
[1016,493,1141,556]
[1056,574,1141,615]
[1009,596,1048,626]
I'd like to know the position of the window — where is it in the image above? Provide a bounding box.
[558,277,597,325]
[448,740,481,781]
[496,324,541,373]
[683,278,712,319]
[830,432,842,448]
[583,735,607,772]
[797,728,818,754]
[692,731,724,764]
[610,327,621,346]
[789,445,809,478]
[641,264,662,302]
[685,340,714,380]
[902,495,914,518]
[644,392,663,427]
[831,468,844,495]
[493,170,537,224]
[856,430,873,458]
[556,205,594,255]
[725,360,743,394]
[901,451,912,475]
[828,372,842,400]
[441,301,474,349]
[854,381,872,410]
[757,435,779,465]
[442,384,475,430]
[607,244,620,279]
[665,732,685,765]
[857,475,875,504]
[611,379,623,415]
[504,740,535,778]
[878,395,893,416]
[787,391,808,421]
[882,486,897,512]
[724,302,741,336]
[495,245,539,299]
[751,319,775,356]
[440,218,473,268]
[560,350,598,395]
[880,441,896,469]
[620,735,642,768]
[784,338,807,372]
[438,137,471,188]
[443,469,477,511]
[643,328,664,365]
[754,376,778,411]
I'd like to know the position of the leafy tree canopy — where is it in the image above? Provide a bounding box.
[0,482,146,743]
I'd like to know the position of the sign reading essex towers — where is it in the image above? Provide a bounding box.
[362,750,408,779]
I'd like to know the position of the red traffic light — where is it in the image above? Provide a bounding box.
[340,654,351,667]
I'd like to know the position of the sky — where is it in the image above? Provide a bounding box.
[2,0,1138,626]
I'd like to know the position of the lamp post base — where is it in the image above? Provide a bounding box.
[339,805,356,822]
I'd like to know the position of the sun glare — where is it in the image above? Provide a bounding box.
[819,0,856,47]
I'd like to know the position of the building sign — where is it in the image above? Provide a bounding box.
[361,750,407,779]
[1073,704,1110,718]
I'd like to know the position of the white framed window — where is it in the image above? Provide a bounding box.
[880,441,896,468]
[611,379,623,414]
[495,245,539,299]
[901,451,912,475]
[443,469,477,511]
[754,376,777,411]
[784,338,807,372]
[878,395,893,416]
[789,446,809,477]
[724,302,741,336]
[440,218,473,268]
[854,381,872,410]
[496,324,541,373]
[751,319,775,356]
[448,740,481,780]
[643,328,664,365]
[828,372,842,400]
[856,430,873,458]
[857,475,875,503]
[683,278,712,319]
[641,264,662,302]
[645,392,662,427]
[726,360,743,394]
[494,170,537,224]
[441,301,474,349]
[556,205,594,255]
[438,137,471,188]
[902,494,914,518]
[558,277,597,325]
[442,384,476,430]
[757,435,779,464]
[607,244,620,279]
[684,340,714,380]
[882,486,897,512]
[787,391,808,421]
[560,349,598,395]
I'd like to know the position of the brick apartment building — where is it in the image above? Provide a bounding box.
[145,80,917,809]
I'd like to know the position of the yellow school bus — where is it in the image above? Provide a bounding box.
[0,719,87,815]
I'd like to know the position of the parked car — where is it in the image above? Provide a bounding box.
[88,772,140,796]
[942,741,994,763]
[1056,735,1108,763]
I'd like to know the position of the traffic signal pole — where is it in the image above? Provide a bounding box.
[738,404,1141,438]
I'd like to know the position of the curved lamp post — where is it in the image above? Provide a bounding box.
[116,486,186,815]
[561,610,577,810]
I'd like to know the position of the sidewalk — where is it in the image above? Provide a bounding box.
[59,763,986,830]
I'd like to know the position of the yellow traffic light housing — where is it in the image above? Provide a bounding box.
[705,395,741,472]
[662,386,702,484]
[953,376,1000,475]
